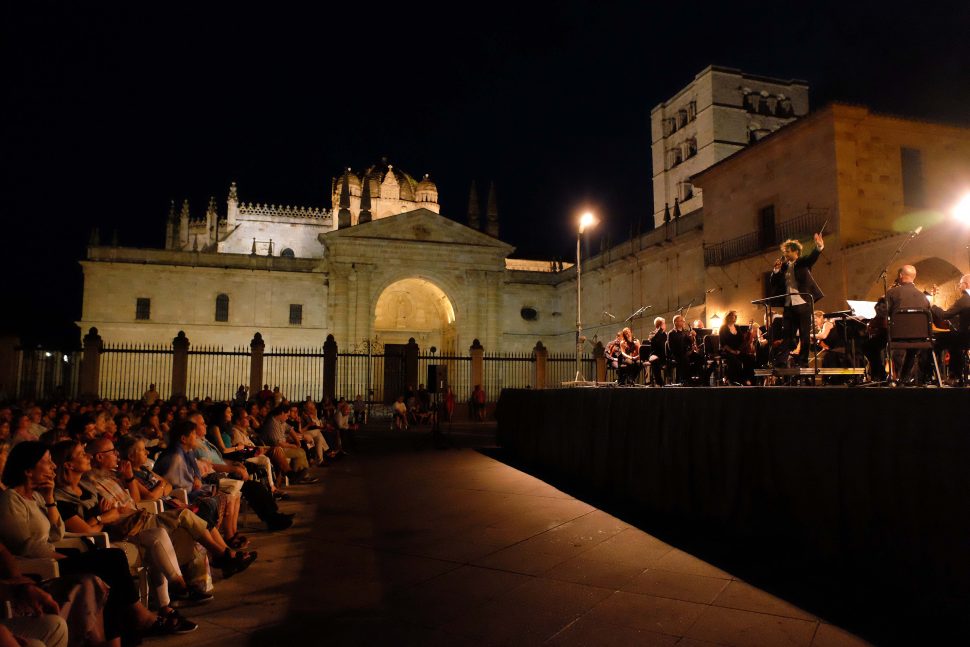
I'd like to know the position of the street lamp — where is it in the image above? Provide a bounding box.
[575,211,599,382]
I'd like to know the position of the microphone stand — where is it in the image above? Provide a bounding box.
[869,228,923,386]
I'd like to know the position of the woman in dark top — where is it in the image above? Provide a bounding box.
[719,311,755,385]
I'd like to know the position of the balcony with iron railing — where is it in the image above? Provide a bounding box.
[703,208,828,266]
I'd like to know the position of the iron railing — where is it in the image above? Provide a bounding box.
[15,349,81,401]
[704,208,829,266]
[100,343,173,400]
[186,346,250,402]
[483,352,534,401]
[263,347,325,403]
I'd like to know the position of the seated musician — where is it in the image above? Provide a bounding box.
[646,318,667,386]
[718,311,754,385]
[605,331,622,378]
[939,274,970,386]
[668,315,702,385]
[813,310,846,368]
[616,327,641,385]
[885,265,931,383]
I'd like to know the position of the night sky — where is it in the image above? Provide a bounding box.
[4,2,969,346]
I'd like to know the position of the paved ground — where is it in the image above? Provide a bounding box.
[153,423,870,646]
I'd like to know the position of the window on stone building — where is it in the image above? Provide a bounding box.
[520,307,538,321]
[901,147,926,208]
[677,109,688,129]
[668,148,683,169]
[684,138,697,159]
[758,205,776,249]
[775,97,793,117]
[215,293,229,322]
[663,117,677,137]
[744,93,759,112]
[687,100,697,121]
[280,248,295,258]
[289,304,303,325]
[135,298,151,320]
[678,181,694,202]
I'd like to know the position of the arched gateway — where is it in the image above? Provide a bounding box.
[374,277,458,353]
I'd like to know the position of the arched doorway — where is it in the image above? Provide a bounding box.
[374,277,458,354]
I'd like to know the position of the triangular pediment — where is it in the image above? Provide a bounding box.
[319,208,514,253]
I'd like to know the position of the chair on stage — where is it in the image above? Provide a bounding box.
[889,308,943,386]
[703,334,723,386]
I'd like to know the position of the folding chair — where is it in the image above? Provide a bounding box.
[889,308,943,387]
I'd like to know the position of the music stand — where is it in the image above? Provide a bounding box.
[751,291,820,377]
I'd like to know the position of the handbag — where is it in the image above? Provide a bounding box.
[104,508,152,541]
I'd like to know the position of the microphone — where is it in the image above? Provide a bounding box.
[603,311,616,319]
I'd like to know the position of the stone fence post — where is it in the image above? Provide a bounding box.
[323,334,337,401]
[249,333,265,398]
[404,337,419,390]
[470,339,484,392]
[533,341,548,389]
[594,341,606,383]
[171,331,190,399]
[79,327,103,400]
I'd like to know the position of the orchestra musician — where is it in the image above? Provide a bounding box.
[882,264,932,382]
[812,310,846,367]
[645,318,667,386]
[616,327,641,385]
[718,310,754,385]
[939,274,970,385]
[668,315,702,385]
[769,232,825,367]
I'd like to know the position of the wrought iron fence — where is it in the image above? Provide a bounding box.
[419,354,472,401]
[263,347,325,402]
[546,352,596,387]
[15,350,81,401]
[100,343,173,400]
[187,346,250,402]
[336,351,385,403]
[483,352,534,401]
[704,208,829,267]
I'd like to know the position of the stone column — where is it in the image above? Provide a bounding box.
[249,332,265,397]
[323,334,337,401]
[404,337,419,390]
[79,327,103,400]
[470,339,484,390]
[533,341,548,389]
[593,340,606,383]
[171,331,190,399]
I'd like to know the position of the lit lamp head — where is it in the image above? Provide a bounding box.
[953,193,970,224]
[578,211,598,234]
[709,313,722,329]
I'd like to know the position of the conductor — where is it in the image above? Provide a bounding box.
[769,232,825,367]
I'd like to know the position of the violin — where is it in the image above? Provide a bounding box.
[742,320,758,356]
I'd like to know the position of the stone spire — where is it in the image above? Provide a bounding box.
[467,180,480,230]
[673,198,681,219]
[178,199,190,248]
[206,196,218,245]
[165,200,176,249]
[663,202,671,224]
[485,181,499,238]
[338,169,352,229]
[358,173,372,224]
[227,181,239,228]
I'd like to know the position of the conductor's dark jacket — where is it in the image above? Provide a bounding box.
[768,247,824,305]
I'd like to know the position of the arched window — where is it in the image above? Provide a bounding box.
[280,248,295,258]
[215,293,229,322]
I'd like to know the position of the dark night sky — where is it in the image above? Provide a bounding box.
[4,1,969,346]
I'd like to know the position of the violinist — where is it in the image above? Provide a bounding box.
[668,315,702,385]
[812,310,845,367]
[939,274,970,385]
[616,327,641,385]
[605,331,622,374]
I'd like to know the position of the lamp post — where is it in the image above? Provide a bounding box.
[575,211,599,382]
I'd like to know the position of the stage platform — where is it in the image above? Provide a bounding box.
[496,387,970,621]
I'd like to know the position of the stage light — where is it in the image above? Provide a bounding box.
[574,211,599,382]
[710,313,722,329]
[953,193,970,224]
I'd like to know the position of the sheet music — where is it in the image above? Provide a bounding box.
[846,299,877,320]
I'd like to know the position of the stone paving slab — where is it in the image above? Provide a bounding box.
[148,444,871,647]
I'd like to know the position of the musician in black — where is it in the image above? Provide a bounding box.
[940,273,970,385]
[769,233,825,367]
[885,264,932,382]
[616,327,641,385]
[647,317,667,386]
[718,311,754,385]
[668,315,702,385]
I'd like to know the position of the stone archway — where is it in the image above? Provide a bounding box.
[374,277,458,354]
[863,256,964,305]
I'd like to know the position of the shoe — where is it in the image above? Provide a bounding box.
[221,550,257,578]
[145,608,198,635]
[228,534,250,550]
[273,491,289,501]
[171,586,214,608]
[295,475,319,485]
[267,513,293,531]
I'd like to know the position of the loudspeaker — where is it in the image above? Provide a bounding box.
[427,364,448,393]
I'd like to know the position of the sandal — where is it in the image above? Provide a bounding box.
[228,534,250,549]
[145,608,198,635]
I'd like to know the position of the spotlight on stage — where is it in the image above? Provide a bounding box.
[709,313,722,329]
[953,193,970,224]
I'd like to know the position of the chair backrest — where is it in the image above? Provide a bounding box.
[704,334,720,355]
[890,308,933,348]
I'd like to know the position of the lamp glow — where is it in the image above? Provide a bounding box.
[579,212,597,234]
[954,193,970,224]
[710,313,722,329]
